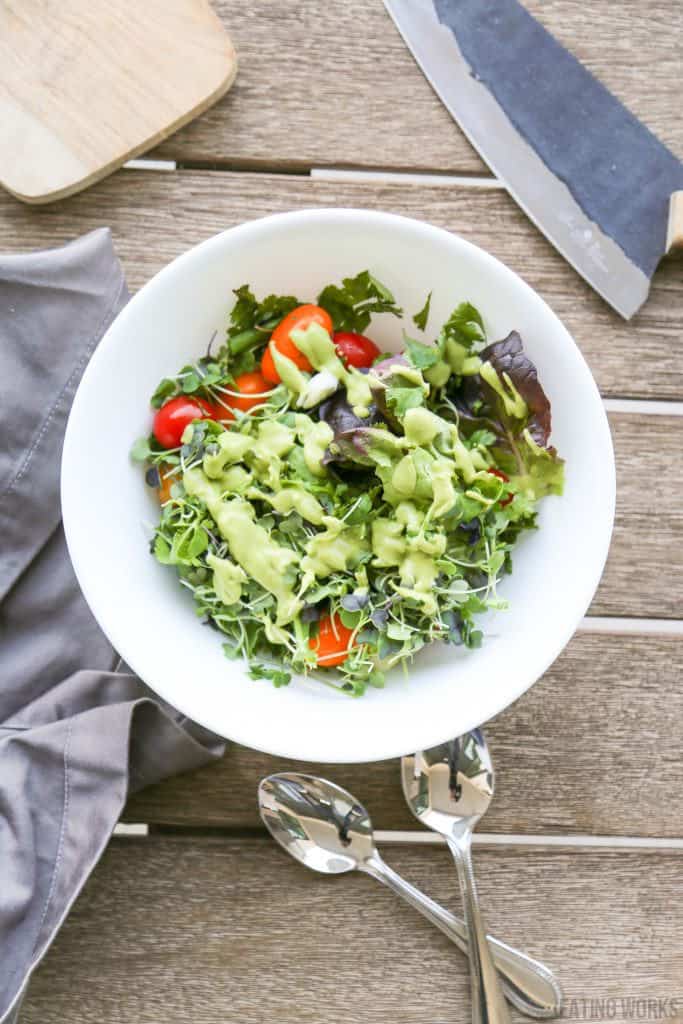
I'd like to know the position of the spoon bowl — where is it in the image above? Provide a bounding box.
[258,773,376,874]
[402,732,494,839]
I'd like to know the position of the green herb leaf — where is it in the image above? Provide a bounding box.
[226,286,299,341]
[343,492,374,526]
[338,608,363,630]
[404,335,440,370]
[130,436,154,462]
[179,366,202,393]
[465,428,497,450]
[412,291,432,331]
[228,285,257,332]
[153,535,173,564]
[385,385,425,418]
[317,270,402,333]
[249,662,291,687]
[183,525,209,560]
[386,621,413,641]
[227,348,258,377]
[150,378,178,408]
[439,301,486,351]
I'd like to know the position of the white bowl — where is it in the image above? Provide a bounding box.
[61,209,615,763]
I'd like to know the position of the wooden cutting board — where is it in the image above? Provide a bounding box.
[0,0,237,204]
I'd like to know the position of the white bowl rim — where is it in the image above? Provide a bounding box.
[61,207,615,762]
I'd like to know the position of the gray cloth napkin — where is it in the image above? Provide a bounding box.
[0,229,225,1024]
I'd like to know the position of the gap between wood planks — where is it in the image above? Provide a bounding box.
[112,824,683,851]
[124,158,503,185]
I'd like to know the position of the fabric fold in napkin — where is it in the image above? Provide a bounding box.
[0,229,225,1024]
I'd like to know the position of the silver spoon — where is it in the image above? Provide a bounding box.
[402,733,515,1024]
[259,772,561,1019]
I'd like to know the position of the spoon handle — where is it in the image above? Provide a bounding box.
[447,832,511,1024]
[363,853,560,1019]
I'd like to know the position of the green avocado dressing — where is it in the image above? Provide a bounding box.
[249,419,296,490]
[269,343,309,401]
[422,339,482,390]
[366,406,480,513]
[301,521,369,580]
[260,485,326,526]
[183,467,301,624]
[203,431,252,479]
[370,515,442,614]
[480,361,528,419]
[290,322,373,417]
[403,407,443,445]
[394,551,439,615]
[294,415,334,478]
[206,553,247,605]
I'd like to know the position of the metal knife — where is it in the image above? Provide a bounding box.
[384,0,683,318]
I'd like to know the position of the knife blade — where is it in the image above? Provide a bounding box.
[384,0,683,318]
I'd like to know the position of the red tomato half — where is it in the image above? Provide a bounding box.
[333,331,381,369]
[261,304,333,383]
[309,612,355,668]
[227,371,271,413]
[152,396,214,449]
[488,467,513,508]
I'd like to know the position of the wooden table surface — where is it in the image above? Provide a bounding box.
[6,3,682,1021]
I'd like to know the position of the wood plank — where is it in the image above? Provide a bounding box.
[0,169,681,399]
[21,838,683,1024]
[147,1,683,173]
[124,633,683,837]
[596,413,683,619]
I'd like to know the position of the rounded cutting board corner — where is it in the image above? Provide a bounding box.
[0,0,237,204]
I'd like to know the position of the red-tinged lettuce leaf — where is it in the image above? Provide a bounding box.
[486,331,552,446]
[454,331,564,497]
[369,354,428,429]
[318,391,384,466]
[317,390,408,469]
[371,354,413,378]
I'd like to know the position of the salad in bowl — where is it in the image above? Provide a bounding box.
[132,271,564,696]
[62,208,613,761]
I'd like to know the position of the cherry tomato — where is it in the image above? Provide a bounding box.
[210,400,235,423]
[152,396,214,449]
[488,467,513,508]
[309,611,355,668]
[333,331,381,369]
[227,371,271,413]
[261,304,333,383]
